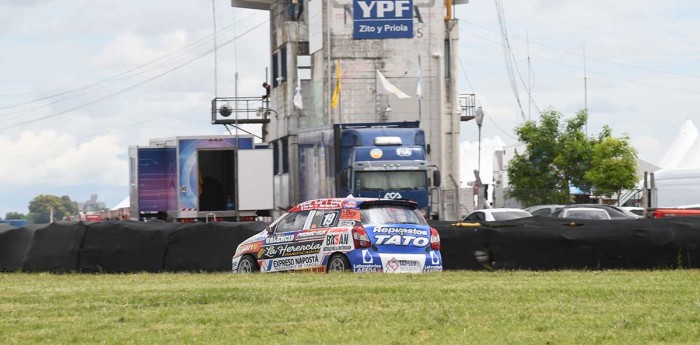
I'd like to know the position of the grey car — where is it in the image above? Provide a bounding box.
[551,204,642,219]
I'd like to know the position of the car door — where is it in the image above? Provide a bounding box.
[261,210,311,272]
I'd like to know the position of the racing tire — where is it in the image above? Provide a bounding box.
[237,255,260,274]
[327,253,351,273]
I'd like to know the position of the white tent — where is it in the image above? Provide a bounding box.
[111,196,130,211]
[658,120,699,170]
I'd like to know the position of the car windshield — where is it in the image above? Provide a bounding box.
[492,211,532,221]
[355,171,427,191]
[565,209,609,219]
[360,203,428,225]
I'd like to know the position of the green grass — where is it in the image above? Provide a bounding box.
[1,271,699,344]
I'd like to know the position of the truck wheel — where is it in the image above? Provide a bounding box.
[237,255,259,274]
[327,253,351,273]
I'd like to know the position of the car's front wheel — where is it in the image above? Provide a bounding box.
[327,253,351,273]
[237,255,260,274]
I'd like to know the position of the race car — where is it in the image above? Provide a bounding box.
[232,196,442,273]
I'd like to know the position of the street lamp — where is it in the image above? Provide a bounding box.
[475,107,485,174]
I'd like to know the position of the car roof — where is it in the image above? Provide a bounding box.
[474,208,528,213]
[565,207,608,212]
[287,196,417,213]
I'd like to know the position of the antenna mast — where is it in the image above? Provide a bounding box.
[212,0,218,98]
[584,44,588,137]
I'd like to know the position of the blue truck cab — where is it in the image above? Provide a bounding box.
[297,122,438,216]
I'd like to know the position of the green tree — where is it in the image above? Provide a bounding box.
[584,135,638,200]
[507,108,637,207]
[27,195,78,224]
[4,212,27,220]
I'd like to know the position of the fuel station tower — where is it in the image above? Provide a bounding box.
[214,0,473,220]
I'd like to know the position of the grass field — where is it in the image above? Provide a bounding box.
[1,271,699,344]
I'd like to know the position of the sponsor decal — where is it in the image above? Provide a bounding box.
[374,234,429,247]
[343,200,357,208]
[296,230,328,240]
[341,209,360,220]
[320,212,338,227]
[325,233,350,246]
[353,265,382,273]
[374,227,428,236]
[383,192,402,199]
[430,251,440,265]
[323,245,353,252]
[423,266,442,272]
[235,242,260,256]
[353,250,382,272]
[266,234,295,244]
[295,266,326,273]
[259,240,324,259]
[387,257,421,273]
[353,0,414,40]
[387,257,399,271]
[369,148,383,159]
[296,199,343,211]
[338,220,357,227]
[396,147,412,157]
[268,255,320,271]
[362,249,374,264]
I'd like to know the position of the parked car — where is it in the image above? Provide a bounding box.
[552,204,642,219]
[648,206,700,218]
[557,207,611,220]
[463,208,533,222]
[231,196,442,274]
[524,204,565,217]
[621,206,645,216]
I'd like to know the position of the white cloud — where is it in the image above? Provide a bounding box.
[0,131,127,186]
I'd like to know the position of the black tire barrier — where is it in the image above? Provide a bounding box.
[23,222,86,273]
[0,218,699,272]
[79,221,173,273]
[164,221,266,272]
[431,216,700,270]
[0,225,46,271]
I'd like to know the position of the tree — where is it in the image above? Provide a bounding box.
[507,108,637,207]
[27,195,78,224]
[585,135,638,200]
[4,212,27,220]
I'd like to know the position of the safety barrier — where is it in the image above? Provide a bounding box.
[1,217,699,272]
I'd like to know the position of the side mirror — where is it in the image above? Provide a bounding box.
[433,170,441,187]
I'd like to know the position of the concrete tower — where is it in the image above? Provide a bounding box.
[227,0,471,220]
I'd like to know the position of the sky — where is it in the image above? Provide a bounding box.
[1,0,698,216]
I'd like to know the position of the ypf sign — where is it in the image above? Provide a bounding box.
[353,0,414,40]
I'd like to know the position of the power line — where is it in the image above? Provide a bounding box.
[461,25,700,96]
[459,18,700,80]
[457,55,519,141]
[0,19,269,131]
[494,0,527,122]
[0,11,260,117]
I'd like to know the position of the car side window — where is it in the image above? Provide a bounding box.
[531,208,551,216]
[476,212,485,221]
[275,210,311,233]
[309,210,340,229]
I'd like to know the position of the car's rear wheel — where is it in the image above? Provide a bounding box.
[327,253,351,273]
[237,255,259,274]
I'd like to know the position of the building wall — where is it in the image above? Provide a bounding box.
[236,0,468,219]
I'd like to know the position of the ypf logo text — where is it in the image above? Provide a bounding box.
[356,0,411,19]
[353,0,414,40]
